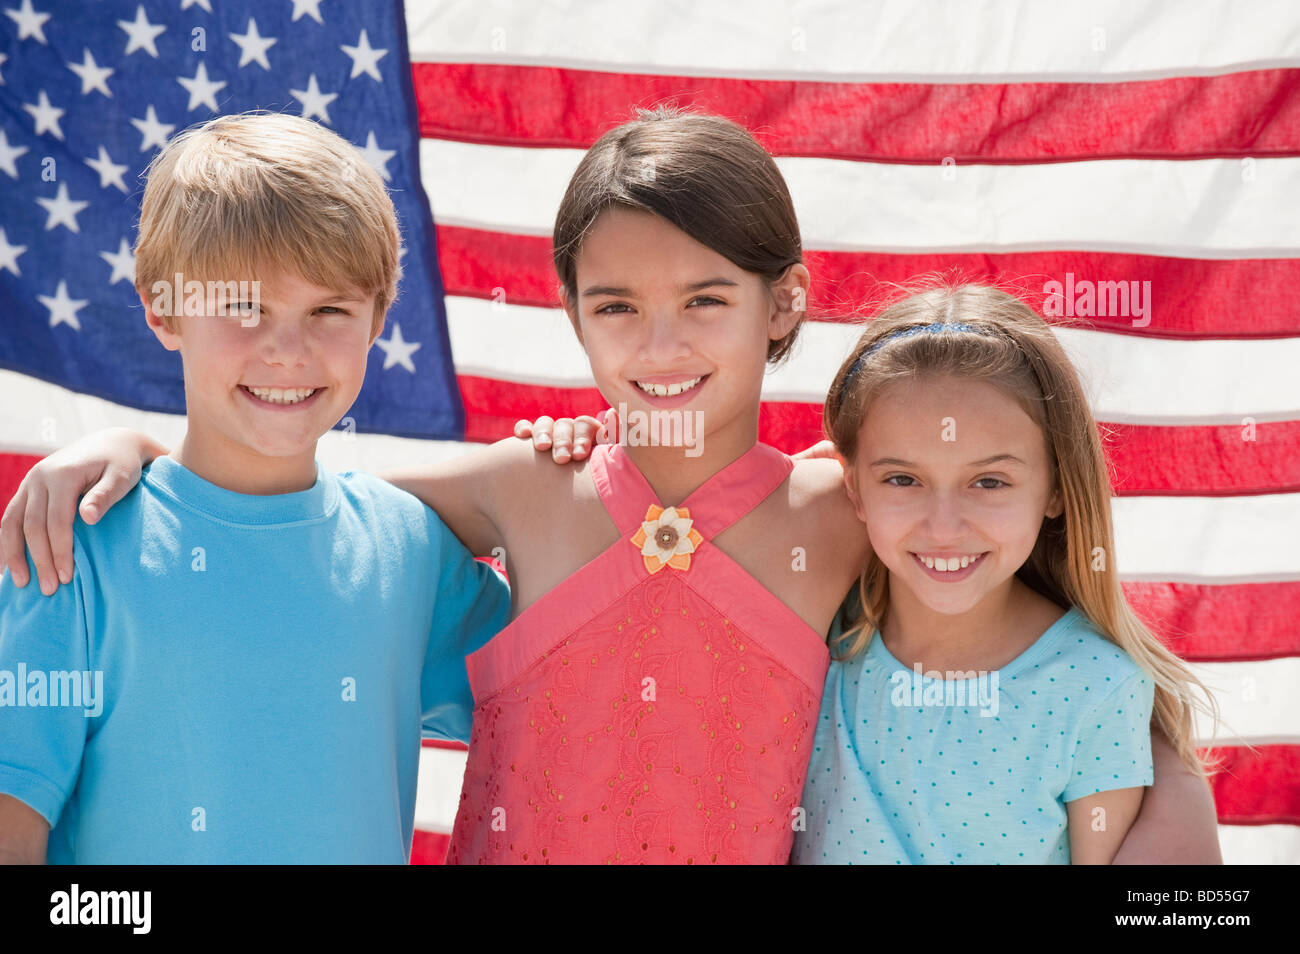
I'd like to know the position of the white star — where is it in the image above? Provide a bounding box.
[288,74,337,124]
[36,182,89,233]
[100,238,135,286]
[230,17,277,70]
[340,29,387,82]
[85,145,129,192]
[0,128,28,178]
[39,281,89,331]
[290,0,324,24]
[118,4,165,58]
[180,0,212,10]
[375,323,421,373]
[0,52,8,84]
[177,62,226,112]
[130,104,174,152]
[5,0,50,43]
[67,48,114,97]
[23,89,65,140]
[0,227,27,276]
[357,130,395,181]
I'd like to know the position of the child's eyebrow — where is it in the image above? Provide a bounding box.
[869,454,1026,468]
[581,277,739,297]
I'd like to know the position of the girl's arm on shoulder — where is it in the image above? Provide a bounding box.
[1111,728,1223,864]
[1068,787,1144,864]
[791,457,870,560]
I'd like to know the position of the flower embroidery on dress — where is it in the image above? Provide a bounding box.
[631,504,705,574]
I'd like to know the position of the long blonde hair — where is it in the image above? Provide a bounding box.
[823,283,1218,777]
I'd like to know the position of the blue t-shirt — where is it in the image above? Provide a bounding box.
[0,456,510,863]
[791,602,1154,865]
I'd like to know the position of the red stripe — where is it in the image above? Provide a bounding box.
[1103,421,1300,497]
[410,828,450,865]
[1125,581,1300,662]
[0,452,39,510]
[437,225,1300,340]
[1208,744,1300,826]
[457,378,1300,496]
[413,63,1300,163]
[421,739,469,751]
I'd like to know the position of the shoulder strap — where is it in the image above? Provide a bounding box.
[588,443,793,540]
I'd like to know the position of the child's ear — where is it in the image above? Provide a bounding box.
[140,289,181,352]
[842,461,868,524]
[768,262,810,341]
[1046,485,1064,520]
[559,284,584,346]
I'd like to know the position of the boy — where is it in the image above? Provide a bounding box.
[0,113,509,863]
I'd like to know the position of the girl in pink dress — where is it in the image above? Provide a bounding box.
[448,439,832,863]
[4,108,1219,863]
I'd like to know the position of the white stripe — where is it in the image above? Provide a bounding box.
[445,296,1300,424]
[1,370,1297,582]
[0,370,477,472]
[406,0,1300,82]
[414,744,468,834]
[422,139,1300,258]
[1187,659,1300,747]
[1218,822,1300,865]
[1113,495,1300,583]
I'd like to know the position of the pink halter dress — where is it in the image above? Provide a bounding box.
[446,441,830,864]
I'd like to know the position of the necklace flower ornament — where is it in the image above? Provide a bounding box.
[632,504,704,574]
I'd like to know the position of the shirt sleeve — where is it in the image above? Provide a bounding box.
[417,512,511,743]
[0,554,92,827]
[1063,667,1155,802]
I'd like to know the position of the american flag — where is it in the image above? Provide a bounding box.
[1,0,1296,865]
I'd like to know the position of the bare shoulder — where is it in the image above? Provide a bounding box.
[789,457,856,520]
[787,457,869,560]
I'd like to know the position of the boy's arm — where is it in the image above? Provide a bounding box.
[417,512,513,743]
[0,553,92,860]
[381,416,603,557]
[1112,728,1223,864]
[0,420,602,591]
[0,794,49,865]
[1067,786,1144,864]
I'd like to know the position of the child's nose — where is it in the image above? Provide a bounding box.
[637,313,690,364]
[924,494,967,537]
[260,318,310,366]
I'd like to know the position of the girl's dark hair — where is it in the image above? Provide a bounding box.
[552,105,806,364]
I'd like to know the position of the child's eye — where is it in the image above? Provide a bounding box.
[884,475,917,487]
[688,296,725,307]
[974,477,1007,489]
[595,302,632,315]
[318,306,350,315]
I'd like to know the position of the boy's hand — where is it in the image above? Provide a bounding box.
[513,413,607,463]
[0,427,164,594]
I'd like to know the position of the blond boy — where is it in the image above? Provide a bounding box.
[0,113,508,863]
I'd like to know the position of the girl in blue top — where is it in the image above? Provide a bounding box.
[790,284,1216,865]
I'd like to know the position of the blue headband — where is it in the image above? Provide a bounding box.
[840,321,993,389]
